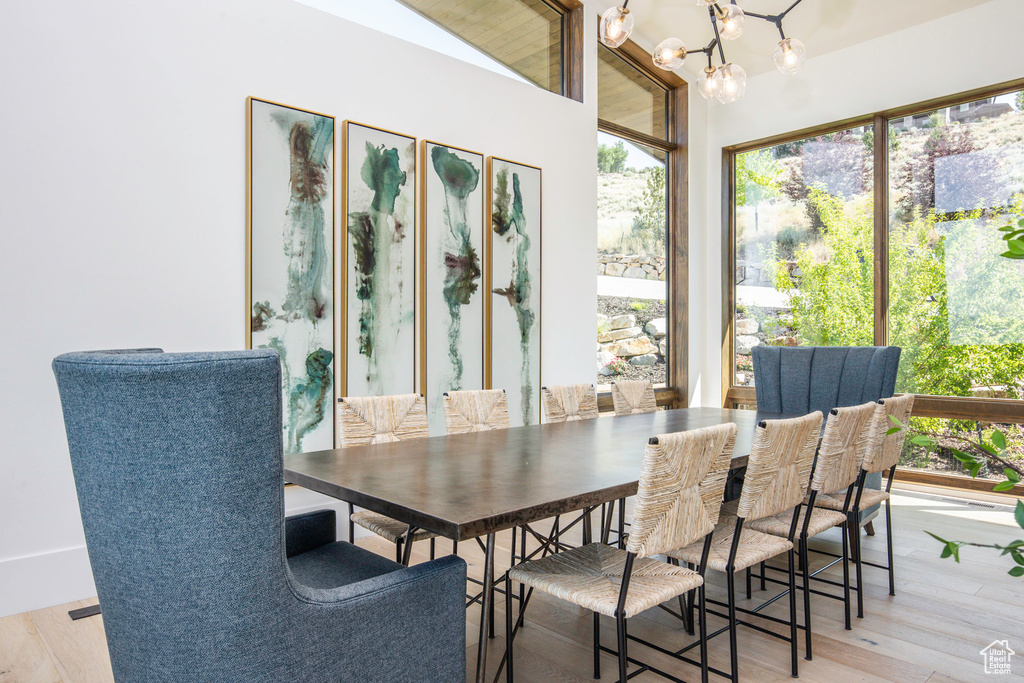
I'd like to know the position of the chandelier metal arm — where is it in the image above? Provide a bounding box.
[709,5,727,65]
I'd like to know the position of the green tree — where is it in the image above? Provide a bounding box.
[628,166,666,249]
[736,148,782,234]
[597,141,628,174]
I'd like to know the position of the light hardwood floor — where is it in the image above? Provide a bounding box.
[3,489,1023,683]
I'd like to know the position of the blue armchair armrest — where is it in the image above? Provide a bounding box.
[285,509,337,558]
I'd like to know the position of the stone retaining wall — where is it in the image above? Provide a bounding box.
[596,313,667,375]
[597,253,666,281]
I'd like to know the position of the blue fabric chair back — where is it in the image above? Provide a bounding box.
[752,346,901,416]
[53,349,467,682]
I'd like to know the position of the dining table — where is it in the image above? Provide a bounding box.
[284,406,793,683]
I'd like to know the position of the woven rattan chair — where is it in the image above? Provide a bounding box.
[505,423,738,683]
[337,394,435,564]
[610,379,657,415]
[747,401,876,657]
[541,384,599,423]
[815,393,914,615]
[443,389,510,433]
[669,412,823,682]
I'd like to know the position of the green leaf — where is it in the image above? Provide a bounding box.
[888,415,903,427]
[992,430,1007,451]
[1016,501,1024,530]
[1002,250,1024,259]
[885,426,901,435]
[1008,238,1024,253]
[1005,468,1021,483]
[952,450,977,464]
[911,435,934,447]
[1000,224,1015,232]
[1009,566,1024,577]
[1012,550,1024,566]
[993,480,1015,492]
[1019,218,1024,227]
[980,443,999,456]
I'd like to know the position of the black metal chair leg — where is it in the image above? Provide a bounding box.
[617,498,626,550]
[347,502,355,543]
[801,537,812,661]
[853,518,865,618]
[698,584,709,683]
[453,539,458,555]
[726,570,739,683]
[490,556,497,639]
[519,527,527,618]
[745,567,752,599]
[886,499,896,596]
[506,572,515,683]
[430,537,436,560]
[395,539,403,564]
[788,548,799,678]
[760,561,766,591]
[593,612,601,680]
[616,614,628,683]
[841,521,852,630]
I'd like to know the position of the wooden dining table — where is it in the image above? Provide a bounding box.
[284,406,791,683]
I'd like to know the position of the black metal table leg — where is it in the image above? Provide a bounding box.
[476,532,497,683]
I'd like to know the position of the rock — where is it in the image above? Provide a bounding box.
[647,272,661,281]
[596,263,606,276]
[645,318,667,338]
[605,337,658,357]
[736,335,761,355]
[597,313,608,327]
[659,338,668,356]
[775,335,799,347]
[659,272,666,281]
[630,353,658,366]
[622,266,647,279]
[608,314,636,330]
[736,319,759,335]
[641,264,656,275]
[596,342,602,352]
[597,326,643,343]
[605,262,626,277]
[596,351,616,372]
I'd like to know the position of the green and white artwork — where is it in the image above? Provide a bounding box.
[247,97,335,453]
[423,142,485,434]
[343,122,417,398]
[489,158,541,427]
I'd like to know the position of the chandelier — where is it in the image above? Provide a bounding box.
[599,0,807,104]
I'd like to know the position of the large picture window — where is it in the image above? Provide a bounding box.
[725,81,1024,488]
[596,43,683,398]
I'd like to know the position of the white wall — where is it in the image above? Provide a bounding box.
[690,0,1024,406]
[0,0,599,617]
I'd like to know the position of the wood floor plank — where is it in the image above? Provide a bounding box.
[28,599,112,683]
[0,612,63,683]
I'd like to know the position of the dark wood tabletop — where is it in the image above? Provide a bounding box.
[284,407,793,542]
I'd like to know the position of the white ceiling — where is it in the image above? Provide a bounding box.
[593,0,996,78]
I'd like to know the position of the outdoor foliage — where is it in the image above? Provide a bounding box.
[597,141,628,174]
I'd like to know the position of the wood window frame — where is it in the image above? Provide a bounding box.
[721,77,1024,488]
[596,35,689,411]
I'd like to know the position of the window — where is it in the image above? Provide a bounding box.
[596,43,683,396]
[725,81,1024,488]
[396,0,579,97]
[733,127,874,385]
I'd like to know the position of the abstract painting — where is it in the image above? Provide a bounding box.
[247,97,335,453]
[342,122,417,398]
[422,142,485,434]
[488,157,541,427]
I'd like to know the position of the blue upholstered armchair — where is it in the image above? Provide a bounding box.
[52,349,466,683]
[751,345,902,525]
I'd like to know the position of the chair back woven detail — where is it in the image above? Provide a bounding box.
[811,401,876,494]
[542,384,599,423]
[627,423,738,558]
[737,412,822,522]
[611,380,657,415]
[338,394,428,446]
[862,393,915,473]
[443,389,510,433]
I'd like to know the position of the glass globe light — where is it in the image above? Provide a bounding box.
[695,0,715,5]
[599,6,634,48]
[773,37,806,75]
[653,37,687,71]
[713,63,747,103]
[716,4,746,40]
[696,66,718,100]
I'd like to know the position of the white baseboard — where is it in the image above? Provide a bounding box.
[0,490,367,618]
[0,545,96,619]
